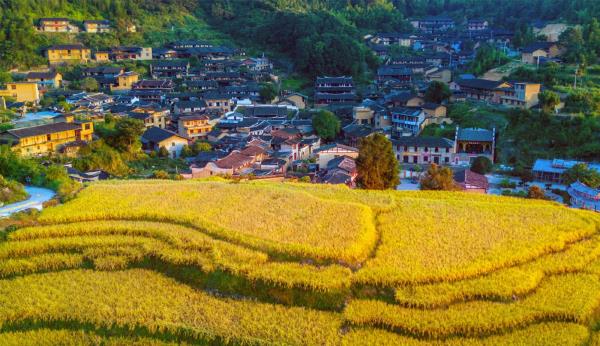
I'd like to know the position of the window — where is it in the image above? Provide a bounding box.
[445,157,449,163]
[424,156,429,162]
[413,156,418,164]
[446,148,450,153]
[424,147,429,152]
[404,146,408,151]
[84,124,91,130]
[171,142,175,147]
[403,156,409,163]
[434,147,439,153]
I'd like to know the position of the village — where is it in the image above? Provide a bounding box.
[0,15,598,213]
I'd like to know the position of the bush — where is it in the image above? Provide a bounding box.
[471,156,493,175]
[152,170,169,179]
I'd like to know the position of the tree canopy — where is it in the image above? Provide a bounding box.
[356,133,399,190]
[312,110,340,141]
[420,164,458,191]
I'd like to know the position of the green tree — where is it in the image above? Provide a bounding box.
[158,146,169,158]
[356,133,399,190]
[424,81,451,104]
[259,83,278,103]
[562,163,600,188]
[470,156,493,175]
[312,110,340,141]
[181,145,194,158]
[538,90,561,113]
[105,118,145,153]
[192,141,212,154]
[80,77,99,92]
[420,164,458,191]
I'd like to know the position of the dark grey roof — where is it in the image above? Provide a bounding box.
[522,42,555,53]
[343,124,375,138]
[456,128,494,142]
[27,71,59,79]
[142,126,182,143]
[390,107,423,116]
[392,136,454,148]
[48,44,87,50]
[6,122,81,139]
[244,106,288,118]
[456,78,505,90]
[316,76,353,84]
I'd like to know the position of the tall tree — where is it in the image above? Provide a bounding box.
[312,110,340,141]
[356,133,399,190]
[424,81,451,104]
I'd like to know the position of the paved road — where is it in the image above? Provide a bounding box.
[0,186,55,218]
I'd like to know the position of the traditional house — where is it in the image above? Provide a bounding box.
[384,92,424,108]
[453,169,489,193]
[377,65,413,86]
[94,51,110,62]
[129,106,169,129]
[0,82,40,103]
[568,181,600,212]
[276,92,307,109]
[203,92,233,113]
[532,159,600,184]
[319,156,358,187]
[241,56,273,71]
[141,126,188,158]
[453,127,495,165]
[521,42,561,64]
[151,60,190,79]
[244,105,289,118]
[391,107,426,136]
[451,78,540,108]
[46,44,92,65]
[38,18,78,33]
[411,16,455,33]
[315,143,359,170]
[200,151,255,176]
[110,46,152,61]
[314,76,356,107]
[468,19,489,31]
[342,123,376,148]
[314,92,356,107]
[83,20,111,33]
[132,80,175,92]
[0,119,93,156]
[393,136,455,165]
[26,71,63,89]
[174,101,207,115]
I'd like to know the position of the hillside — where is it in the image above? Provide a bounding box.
[1,179,600,344]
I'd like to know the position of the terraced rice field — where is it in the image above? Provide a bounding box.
[1,179,599,345]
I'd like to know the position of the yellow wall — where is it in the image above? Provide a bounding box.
[47,48,92,65]
[95,52,110,62]
[111,74,139,91]
[0,82,40,103]
[14,122,94,156]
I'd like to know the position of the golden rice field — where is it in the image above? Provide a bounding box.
[1,179,600,345]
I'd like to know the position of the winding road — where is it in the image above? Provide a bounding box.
[0,186,55,218]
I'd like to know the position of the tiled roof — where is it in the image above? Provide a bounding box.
[141,126,182,143]
[454,169,489,190]
[392,136,454,148]
[456,128,494,142]
[215,151,253,169]
[6,122,80,139]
